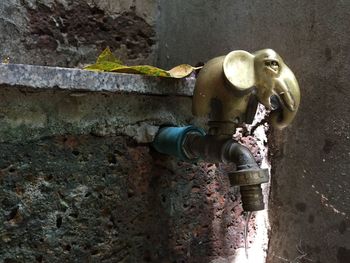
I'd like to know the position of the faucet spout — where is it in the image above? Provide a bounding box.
[183,133,269,211]
[152,126,269,211]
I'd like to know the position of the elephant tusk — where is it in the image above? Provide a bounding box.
[275,79,296,112]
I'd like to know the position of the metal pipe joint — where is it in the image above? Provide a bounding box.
[152,126,269,211]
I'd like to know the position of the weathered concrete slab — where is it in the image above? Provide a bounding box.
[0,63,195,96]
[0,63,196,145]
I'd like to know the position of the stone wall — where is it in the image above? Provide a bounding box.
[0,65,265,262]
[0,0,158,67]
[0,1,268,262]
[157,1,350,262]
[3,1,349,262]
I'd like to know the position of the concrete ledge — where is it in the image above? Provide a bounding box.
[0,63,202,143]
[0,64,195,96]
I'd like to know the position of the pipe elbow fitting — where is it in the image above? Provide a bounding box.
[223,142,260,170]
[223,141,269,211]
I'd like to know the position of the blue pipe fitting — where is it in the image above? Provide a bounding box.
[152,126,206,161]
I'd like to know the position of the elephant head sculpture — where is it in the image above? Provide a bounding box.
[192,49,300,134]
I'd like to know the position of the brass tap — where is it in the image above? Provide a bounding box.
[191,49,300,211]
[153,49,300,211]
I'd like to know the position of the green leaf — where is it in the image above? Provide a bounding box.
[84,48,199,78]
[84,61,124,72]
[131,65,170,77]
[96,47,122,64]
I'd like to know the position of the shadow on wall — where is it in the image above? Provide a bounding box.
[147,148,247,262]
[1,134,250,262]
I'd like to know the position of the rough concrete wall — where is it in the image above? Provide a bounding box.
[157,1,350,263]
[0,133,254,263]
[265,2,350,262]
[0,0,158,67]
[0,84,191,262]
[0,65,268,263]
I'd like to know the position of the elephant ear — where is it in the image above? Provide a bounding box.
[223,50,255,94]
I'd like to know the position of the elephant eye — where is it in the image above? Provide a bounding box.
[265,60,280,72]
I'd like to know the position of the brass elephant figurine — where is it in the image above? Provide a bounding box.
[193,49,300,135]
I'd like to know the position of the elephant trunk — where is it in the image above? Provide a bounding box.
[269,68,300,129]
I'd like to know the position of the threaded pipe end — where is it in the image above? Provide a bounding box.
[240,184,265,211]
